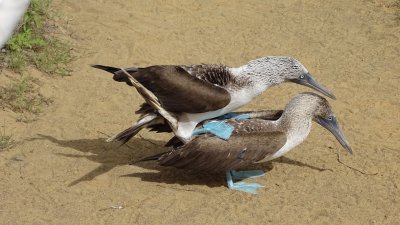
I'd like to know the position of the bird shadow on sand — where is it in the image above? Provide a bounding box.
[30,134,330,188]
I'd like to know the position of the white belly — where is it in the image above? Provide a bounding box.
[175,89,257,140]
[175,107,237,140]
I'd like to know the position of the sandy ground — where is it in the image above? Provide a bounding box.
[1,0,399,224]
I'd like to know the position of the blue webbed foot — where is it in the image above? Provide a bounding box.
[228,182,265,194]
[192,114,251,140]
[230,170,265,180]
[225,170,265,194]
[192,121,234,140]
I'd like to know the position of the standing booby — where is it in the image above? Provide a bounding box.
[93,56,335,142]
[139,92,352,194]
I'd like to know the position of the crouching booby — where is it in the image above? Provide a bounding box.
[92,56,335,142]
[138,92,352,194]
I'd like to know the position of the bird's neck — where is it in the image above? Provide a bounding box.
[230,64,285,88]
[229,66,272,95]
[278,107,313,136]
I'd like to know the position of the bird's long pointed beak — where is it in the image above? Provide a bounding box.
[291,73,336,99]
[316,116,352,154]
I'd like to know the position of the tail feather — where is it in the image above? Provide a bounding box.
[91,64,139,86]
[110,125,142,145]
[107,113,159,144]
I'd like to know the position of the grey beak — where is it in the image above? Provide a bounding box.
[316,116,353,154]
[291,73,336,99]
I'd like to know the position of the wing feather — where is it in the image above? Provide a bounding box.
[132,65,231,113]
[93,64,233,113]
[159,120,287,173]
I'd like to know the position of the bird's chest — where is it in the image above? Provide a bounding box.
[225,86,265,111]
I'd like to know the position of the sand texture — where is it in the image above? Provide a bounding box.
[0,0,399,224]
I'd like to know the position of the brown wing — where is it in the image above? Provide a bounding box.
[159,120,286,173]
[93,64,232,113]
[127,65,231,113]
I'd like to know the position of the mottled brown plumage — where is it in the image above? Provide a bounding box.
[159,120,286,173]
[180,64,251,88]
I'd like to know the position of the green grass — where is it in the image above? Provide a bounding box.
[0,134,14,151]
[0,127,14,151]
[0,77,52,114]
[33,39,72,76]
[0,0,72,76]
[1,51,26,73]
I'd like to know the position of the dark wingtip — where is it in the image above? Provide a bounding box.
[115,127,142,145]
[91,64,136,86]
[91,64,120,73]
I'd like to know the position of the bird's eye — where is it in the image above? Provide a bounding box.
[299,74,305,79]
[327,116,333,120]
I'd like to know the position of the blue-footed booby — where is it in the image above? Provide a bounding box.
[92,56,335,142]
[139,92,352,194]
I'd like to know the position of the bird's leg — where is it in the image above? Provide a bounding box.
[192,121,234,140]
[230,170,265,180]
[225,170,264,194]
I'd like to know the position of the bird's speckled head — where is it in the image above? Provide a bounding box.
[246,56,307,83]
[283,92,352,154]
[245,56,336,99]
[283,92,332,118]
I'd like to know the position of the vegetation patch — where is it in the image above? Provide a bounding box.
[33,39,72,75]
[0,77,52,115]
[0,0,72,76]
[0,135,14,151]
[0,128,14,151]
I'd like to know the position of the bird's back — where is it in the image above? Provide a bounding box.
[159,119,287,172]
